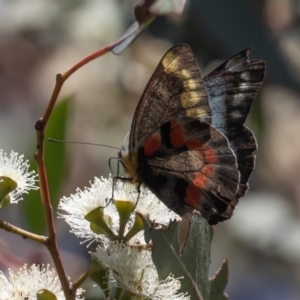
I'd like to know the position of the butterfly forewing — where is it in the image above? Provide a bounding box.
[130,44,211,150]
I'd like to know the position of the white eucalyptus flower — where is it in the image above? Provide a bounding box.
[0,264,84,300]
[0,150,38,203]
[92,242,189,300]
[59,176,180,245]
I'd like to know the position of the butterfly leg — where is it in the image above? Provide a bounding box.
[132,182,142,212]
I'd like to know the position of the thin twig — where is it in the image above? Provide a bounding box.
[73,269,90,290]
[34,35,133,300]
[0,218,47,244]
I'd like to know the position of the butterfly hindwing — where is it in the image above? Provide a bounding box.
[203,49,265,197]
[232,126,257,197]
[136,117,240,224]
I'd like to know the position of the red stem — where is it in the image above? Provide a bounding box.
[34,36,130,300]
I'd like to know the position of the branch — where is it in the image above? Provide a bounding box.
[0,218,47,244]
[34,35,135,300]
[73,269,90,290]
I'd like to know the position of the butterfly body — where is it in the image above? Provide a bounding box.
[120,44,265,225]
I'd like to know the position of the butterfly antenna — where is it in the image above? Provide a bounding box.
[48,138,120,151]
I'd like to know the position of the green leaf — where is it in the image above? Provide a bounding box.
[24,97,71,233]
[181,215,212,299]
[90,258,110,298]
[143,214,229,300]
[144,214,211,299]
[209,259,229,300]
[114,287,137,300]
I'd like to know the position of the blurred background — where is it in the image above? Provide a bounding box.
[0,0,300,299]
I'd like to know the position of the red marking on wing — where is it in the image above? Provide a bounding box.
[204,149,217,164]
[193,165,214,189]
[144,134,161,157]
[186,139,205,150]
[186,139,218,164]
[170,120,185,147]
[185,184,202,207]
[185,165,215,207]
[192,172,208,190]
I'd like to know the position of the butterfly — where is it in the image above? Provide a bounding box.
[120,44,265,225]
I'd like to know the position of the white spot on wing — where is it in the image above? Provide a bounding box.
[231,110,243,121]
[231,93,245,106]
[241,72,251,81]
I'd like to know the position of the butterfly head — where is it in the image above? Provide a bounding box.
[119,149,140,184]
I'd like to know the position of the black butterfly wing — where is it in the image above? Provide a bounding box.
[123,45,265,224]
[129,44,211,150]
[136,117,240,224]
[203,49,266,197]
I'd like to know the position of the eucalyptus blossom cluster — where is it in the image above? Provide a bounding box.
[0,150,84,299]
[59,176,189,300]
[0,149,189,300]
